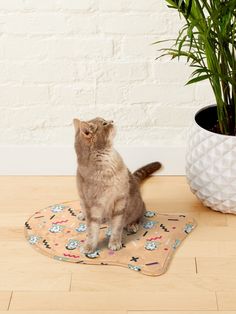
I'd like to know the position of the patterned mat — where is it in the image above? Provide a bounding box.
[24,200,196,276]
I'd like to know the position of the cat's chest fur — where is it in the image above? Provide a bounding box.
[77,149,129,211]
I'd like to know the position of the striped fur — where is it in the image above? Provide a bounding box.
[133,162,162,183]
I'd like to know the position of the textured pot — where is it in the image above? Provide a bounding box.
[186,105,236,214]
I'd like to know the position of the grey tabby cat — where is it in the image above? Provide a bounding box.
[73,117,161,253]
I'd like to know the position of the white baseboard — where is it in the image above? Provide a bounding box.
[0,146,186,175]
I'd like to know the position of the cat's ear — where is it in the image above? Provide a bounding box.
[80,121,93,139]
[73,118,80,132]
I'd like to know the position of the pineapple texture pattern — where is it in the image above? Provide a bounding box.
[186,122,236,214]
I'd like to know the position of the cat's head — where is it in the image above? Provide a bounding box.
[73,117,115,151]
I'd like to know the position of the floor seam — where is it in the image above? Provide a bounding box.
[194,256,198,274]
[215,291,219,311]
[7,291,13,311]
[69,272,72,292]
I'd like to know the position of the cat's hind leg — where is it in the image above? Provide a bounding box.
[125,200,145,234]
[125,222,139,234]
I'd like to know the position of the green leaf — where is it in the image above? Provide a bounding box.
[186,0,193,18]
[151,39,175,45]
[186,74,212,85]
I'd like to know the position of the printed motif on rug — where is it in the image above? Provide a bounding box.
[25,200,196,276]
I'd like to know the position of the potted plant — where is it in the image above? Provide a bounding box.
[155,0,236,213]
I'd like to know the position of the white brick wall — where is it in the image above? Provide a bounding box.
[0,0,215,148]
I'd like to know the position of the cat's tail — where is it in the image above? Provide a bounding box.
[133,162,162,183]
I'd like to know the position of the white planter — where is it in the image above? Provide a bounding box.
[186,105,236,214]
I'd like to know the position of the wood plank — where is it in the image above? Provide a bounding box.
[128,312,236,314]
[217,291,236,310]
[0,270,71,291]
[0,253,79,273]
[0,176,78,213]
[175,240,219,257]
[0,213,28,227]
[3,312,234,314]
[0,240,81,275]
[198,210,227,226]
[0,312,125,314]
[0,242,71,291]
[0,227,24,242]
[71,272,236,293]
[10,291,217,311]
[0,292,12,311]
[141,177,203,213]
[166,257,196,274]
[219,242,236,257]
[197,257,236,275]
[189,226,236,241]
[226,214,236,227]
[0,256,195,280]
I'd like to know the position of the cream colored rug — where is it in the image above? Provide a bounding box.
[25,200,196,276]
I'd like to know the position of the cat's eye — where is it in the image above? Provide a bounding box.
[103,121,108,126]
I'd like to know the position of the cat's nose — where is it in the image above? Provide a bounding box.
[110,120,114,124]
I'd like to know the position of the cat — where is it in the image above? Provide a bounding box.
[73,117,161,254]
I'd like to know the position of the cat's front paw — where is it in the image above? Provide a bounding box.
[108,240,122,251]
[81,242,95,254]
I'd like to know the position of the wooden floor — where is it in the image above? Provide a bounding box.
[1,176,236,313]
